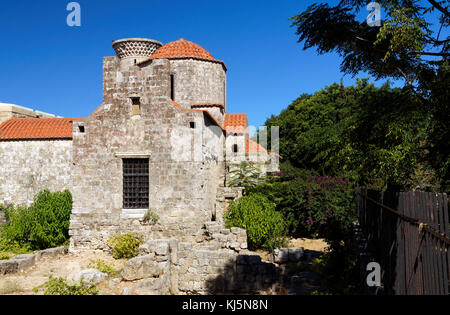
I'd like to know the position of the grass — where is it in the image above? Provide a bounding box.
[0,280,22,295]
[88,259,121,278]
[0,252,12,260]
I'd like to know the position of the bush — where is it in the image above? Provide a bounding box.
[88,259,120,277]
[0,252,11,260]
[34,277,98,296]
[224,194,287,252]
[142,210,160,225]
[248,173,355,245]
[0,190,72,251]
[107,233,143,259]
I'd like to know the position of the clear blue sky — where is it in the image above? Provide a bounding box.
[0,0,444,127]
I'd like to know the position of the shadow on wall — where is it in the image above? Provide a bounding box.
[204,251,323,295]
[205,254,284,295]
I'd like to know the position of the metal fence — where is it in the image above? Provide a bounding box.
[356,188,450,295]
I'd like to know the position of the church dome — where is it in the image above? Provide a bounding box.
[138,38,226,70]
[151,38,215,61]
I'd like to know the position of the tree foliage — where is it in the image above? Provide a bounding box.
[288,0,449,191]
[0,190,72,251]
[266,80,434,190]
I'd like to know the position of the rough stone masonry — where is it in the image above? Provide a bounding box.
[0,37,281,294]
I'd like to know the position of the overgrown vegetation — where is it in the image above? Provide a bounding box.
[0,252,11,260]
[88,259,121,277]
[0,190,72,253]
[228,162,263,190]
[142,210,160,225]
[225,194,288,252]
[248,167,355,245]
[33,277,98,296]
[265,80,437,191]
[289,0,449,192]
[107,233,143,259]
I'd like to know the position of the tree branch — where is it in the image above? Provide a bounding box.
[427,0,450,18]
[409,51,450,57]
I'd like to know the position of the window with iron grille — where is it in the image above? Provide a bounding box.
[123,159,149,209]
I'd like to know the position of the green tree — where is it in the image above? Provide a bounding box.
[289,1,449,190]
[266,80,430,190]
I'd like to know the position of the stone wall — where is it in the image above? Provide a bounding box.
[0,103,55,124]
[0,140,73,206]
[119,228,309,295]
[69,56,226,250]
[169,59,227,124]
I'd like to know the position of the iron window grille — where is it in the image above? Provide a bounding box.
[123,158,149,209]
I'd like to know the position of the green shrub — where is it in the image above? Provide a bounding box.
[224,194,287,252]
[142,210,160,225]
[88,259,120,277]
[34,277,98,295]
[0,190,72,251]
[0,238,32,255]
[0,252,11,260]
[107,233,143,259]
[228,162,263,189]
[248,173,355,246]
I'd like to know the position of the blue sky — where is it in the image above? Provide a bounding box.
[0,0,445,127]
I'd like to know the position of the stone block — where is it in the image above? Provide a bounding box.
[273,249,289,264]
[155,242,169,256]
[288,247,304,262]
[37,247,66,260]
[14,254,36,272]
[74,269,108,284]
[0,260,18,275]
[121,255,163,281]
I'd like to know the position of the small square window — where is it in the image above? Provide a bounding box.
[78,126,85,133]
[131,97,141,115]
[190,122,196,129]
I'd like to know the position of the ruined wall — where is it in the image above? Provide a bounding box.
[119,226,308,295]
[0,140,72,206]
[69,57,225,250]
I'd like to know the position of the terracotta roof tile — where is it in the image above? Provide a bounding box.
[170,100,225,132]
[246,139,268,154]
[191,103,225,110]
[224,113,248,133]
[138,39,227,70]
[0,117,85,141]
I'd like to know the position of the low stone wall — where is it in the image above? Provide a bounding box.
[0,247,67,276]
[198,222,248,252]
[119,234,308,295]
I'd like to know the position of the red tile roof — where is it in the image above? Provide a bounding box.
[246,139,268,154]
[138,39,227,70]
[191,103,225,110]
[170,100,225,132]
[0,117,85,141]
[224,113,248,134]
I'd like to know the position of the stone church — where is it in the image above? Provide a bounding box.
[0,38,279,250]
